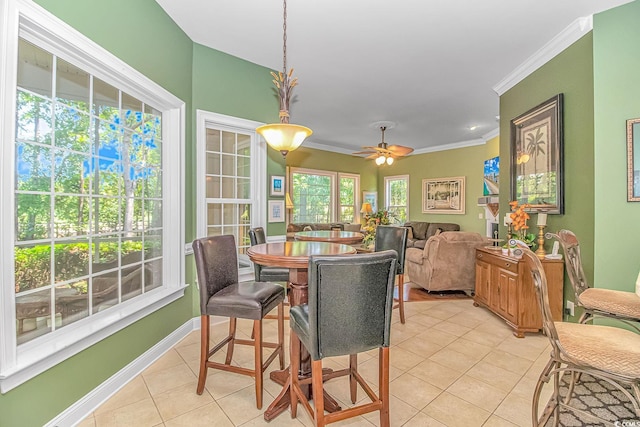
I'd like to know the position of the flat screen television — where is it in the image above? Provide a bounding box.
[483,156,499,196]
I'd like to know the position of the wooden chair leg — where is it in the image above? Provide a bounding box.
[277,302,285,370]
[253,320,263,409]
[379,347,390,427]
[349,354,357,403]
[196,314,209,395]
[397,274,405,324]
[290,331,301,419]
[225,317,237,364]
[312,360,326,426]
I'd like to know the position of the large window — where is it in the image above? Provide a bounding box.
[14,38,164,344]
[196,111,266,277]
[290,168,360,224]
[385,175,409,223]
[1,2,185,391]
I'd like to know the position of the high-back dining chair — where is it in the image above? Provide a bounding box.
[547,229,640,333]
[375,225,409,323]
[518,242,640,426]
[289,250,398,426]
[192,235,285,409]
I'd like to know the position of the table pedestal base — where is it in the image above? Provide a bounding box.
[263,367,341,421]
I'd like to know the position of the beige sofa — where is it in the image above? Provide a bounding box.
[406,231,488,295]
[286,222,362,241]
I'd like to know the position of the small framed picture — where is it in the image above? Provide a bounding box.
[362,191,377,212]
[268,200,285,223]
[270,175,285,196]
[422,176,466,214]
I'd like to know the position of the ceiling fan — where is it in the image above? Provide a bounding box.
[353,122,414,165]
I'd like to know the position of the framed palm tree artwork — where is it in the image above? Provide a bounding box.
[510,94,564,214]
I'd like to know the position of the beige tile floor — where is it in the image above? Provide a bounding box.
[78,294,554,427]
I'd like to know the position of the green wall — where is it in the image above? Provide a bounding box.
[283,137,500,235]
[593,1,640,290]
[0,1,268,425]
[0,1,195,425]
[283,146,378,229]
[500,33,595,312]
[374,136,500,234]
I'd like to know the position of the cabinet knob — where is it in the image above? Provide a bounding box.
[477,253,483,258]
[505,263,510,268]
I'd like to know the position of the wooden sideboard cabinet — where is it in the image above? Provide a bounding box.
[473,247,564,338]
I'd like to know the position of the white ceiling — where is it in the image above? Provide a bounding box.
[155,0,631,155]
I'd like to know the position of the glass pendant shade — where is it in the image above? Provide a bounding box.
[386,156,394,165]
[256,123,312,156]
[375,155,386,165]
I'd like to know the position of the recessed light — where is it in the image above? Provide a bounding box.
[469,125,478,131]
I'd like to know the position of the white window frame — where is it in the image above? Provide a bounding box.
[289,167,361,224]
[338,172,360,224]
[195,110,266,282]
[384,174,410,223]
[0,0,186,392]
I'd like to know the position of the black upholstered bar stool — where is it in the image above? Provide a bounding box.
[249,227,290,283]
[192,235,285,409]
[289,250,398,426]
[375,225,409,323]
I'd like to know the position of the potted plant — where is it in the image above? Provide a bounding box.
[508,201,537,251]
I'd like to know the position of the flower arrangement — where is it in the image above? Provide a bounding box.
[361,210,396,247]
[507,201,536,249]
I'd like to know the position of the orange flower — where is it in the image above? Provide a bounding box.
[509,201,531,232]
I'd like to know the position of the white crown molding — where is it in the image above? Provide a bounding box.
[302,140,355,155]
[482,127,500,141]
[303,128,500,157]
[493,16,593,96]
[412,138,485,155]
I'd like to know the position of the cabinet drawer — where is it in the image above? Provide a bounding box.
[476,251,518,274]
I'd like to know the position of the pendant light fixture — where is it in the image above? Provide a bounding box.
[256,0,312,158]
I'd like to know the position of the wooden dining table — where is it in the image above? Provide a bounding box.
[293,230,364,245]
[246,240,357,421]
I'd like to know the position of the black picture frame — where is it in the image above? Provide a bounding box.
[510,94,564,214]
[627,117,640,202]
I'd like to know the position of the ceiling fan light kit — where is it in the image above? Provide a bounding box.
[354,122,413,166]
[256,0,312,158]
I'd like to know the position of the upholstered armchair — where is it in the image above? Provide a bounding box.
[405,231,488,294]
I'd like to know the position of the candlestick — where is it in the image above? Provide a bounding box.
[535,225,546,259]
[537,212,547,227]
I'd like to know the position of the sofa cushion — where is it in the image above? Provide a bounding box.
[405,248,424,265]
[426,223,460,239]
[313,223,333,231]
[402,226,414,240]
[287,223,307,233]
[344,223,362,232]
[405,221,429,240]
[415,240,427,249]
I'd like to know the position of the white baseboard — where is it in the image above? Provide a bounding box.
[45,317,200,427]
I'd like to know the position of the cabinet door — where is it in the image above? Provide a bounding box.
[496,268,518,323]
[475,259,491,305]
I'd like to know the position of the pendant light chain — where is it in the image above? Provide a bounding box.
[282,0,287,75]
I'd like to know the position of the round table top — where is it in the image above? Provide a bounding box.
[293,230,364,245]
[247,241,357,269]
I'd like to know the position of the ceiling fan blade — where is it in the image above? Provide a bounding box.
[352,150,377,155]
[365,153,379,160]
[360,146,382,151]
[387,145,414,156]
